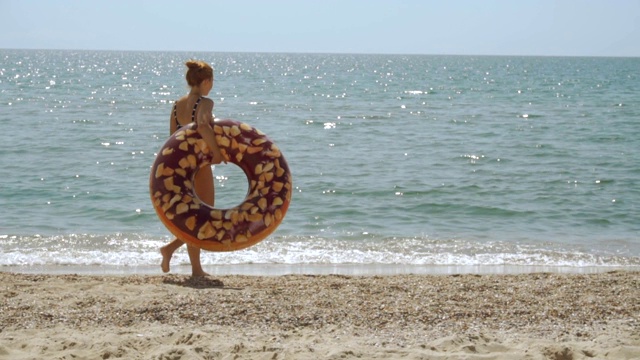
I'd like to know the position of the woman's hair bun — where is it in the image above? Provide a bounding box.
[184,60,213,87]
[185,60,201,69]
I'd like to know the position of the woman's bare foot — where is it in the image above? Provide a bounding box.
[160,239,186,274]
[191,270,210,278]
[160,246,172,273]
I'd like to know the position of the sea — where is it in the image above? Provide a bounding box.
[1,49,639,275]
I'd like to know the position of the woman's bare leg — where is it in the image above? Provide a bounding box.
[159,167,214,276]
[189,166,214,277]
[187,244,208,277]
[160,238,184,273]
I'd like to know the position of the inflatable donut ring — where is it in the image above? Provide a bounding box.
[150,119,292,252]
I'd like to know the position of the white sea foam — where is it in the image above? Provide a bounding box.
[2,234,638,270]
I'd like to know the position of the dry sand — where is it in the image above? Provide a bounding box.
[0,270,638,359]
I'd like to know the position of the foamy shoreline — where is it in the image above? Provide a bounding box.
[1,270,639,359]
[4,263,640,276]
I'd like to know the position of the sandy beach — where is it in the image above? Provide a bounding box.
[1,270,638,359]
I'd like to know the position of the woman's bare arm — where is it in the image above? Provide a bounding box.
[169,103,177,136]
[195,98,224,164]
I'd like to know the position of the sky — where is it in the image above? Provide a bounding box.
[1,0,639,57]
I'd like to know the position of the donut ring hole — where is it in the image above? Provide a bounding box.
[209,163,251,209]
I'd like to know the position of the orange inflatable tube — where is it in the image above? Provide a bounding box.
[150,119,292,251]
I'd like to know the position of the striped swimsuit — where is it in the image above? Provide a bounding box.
[172,96,202,131]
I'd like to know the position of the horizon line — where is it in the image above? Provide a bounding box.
[2,47,639,59]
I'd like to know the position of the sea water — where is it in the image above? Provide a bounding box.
[1,50,638,274]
